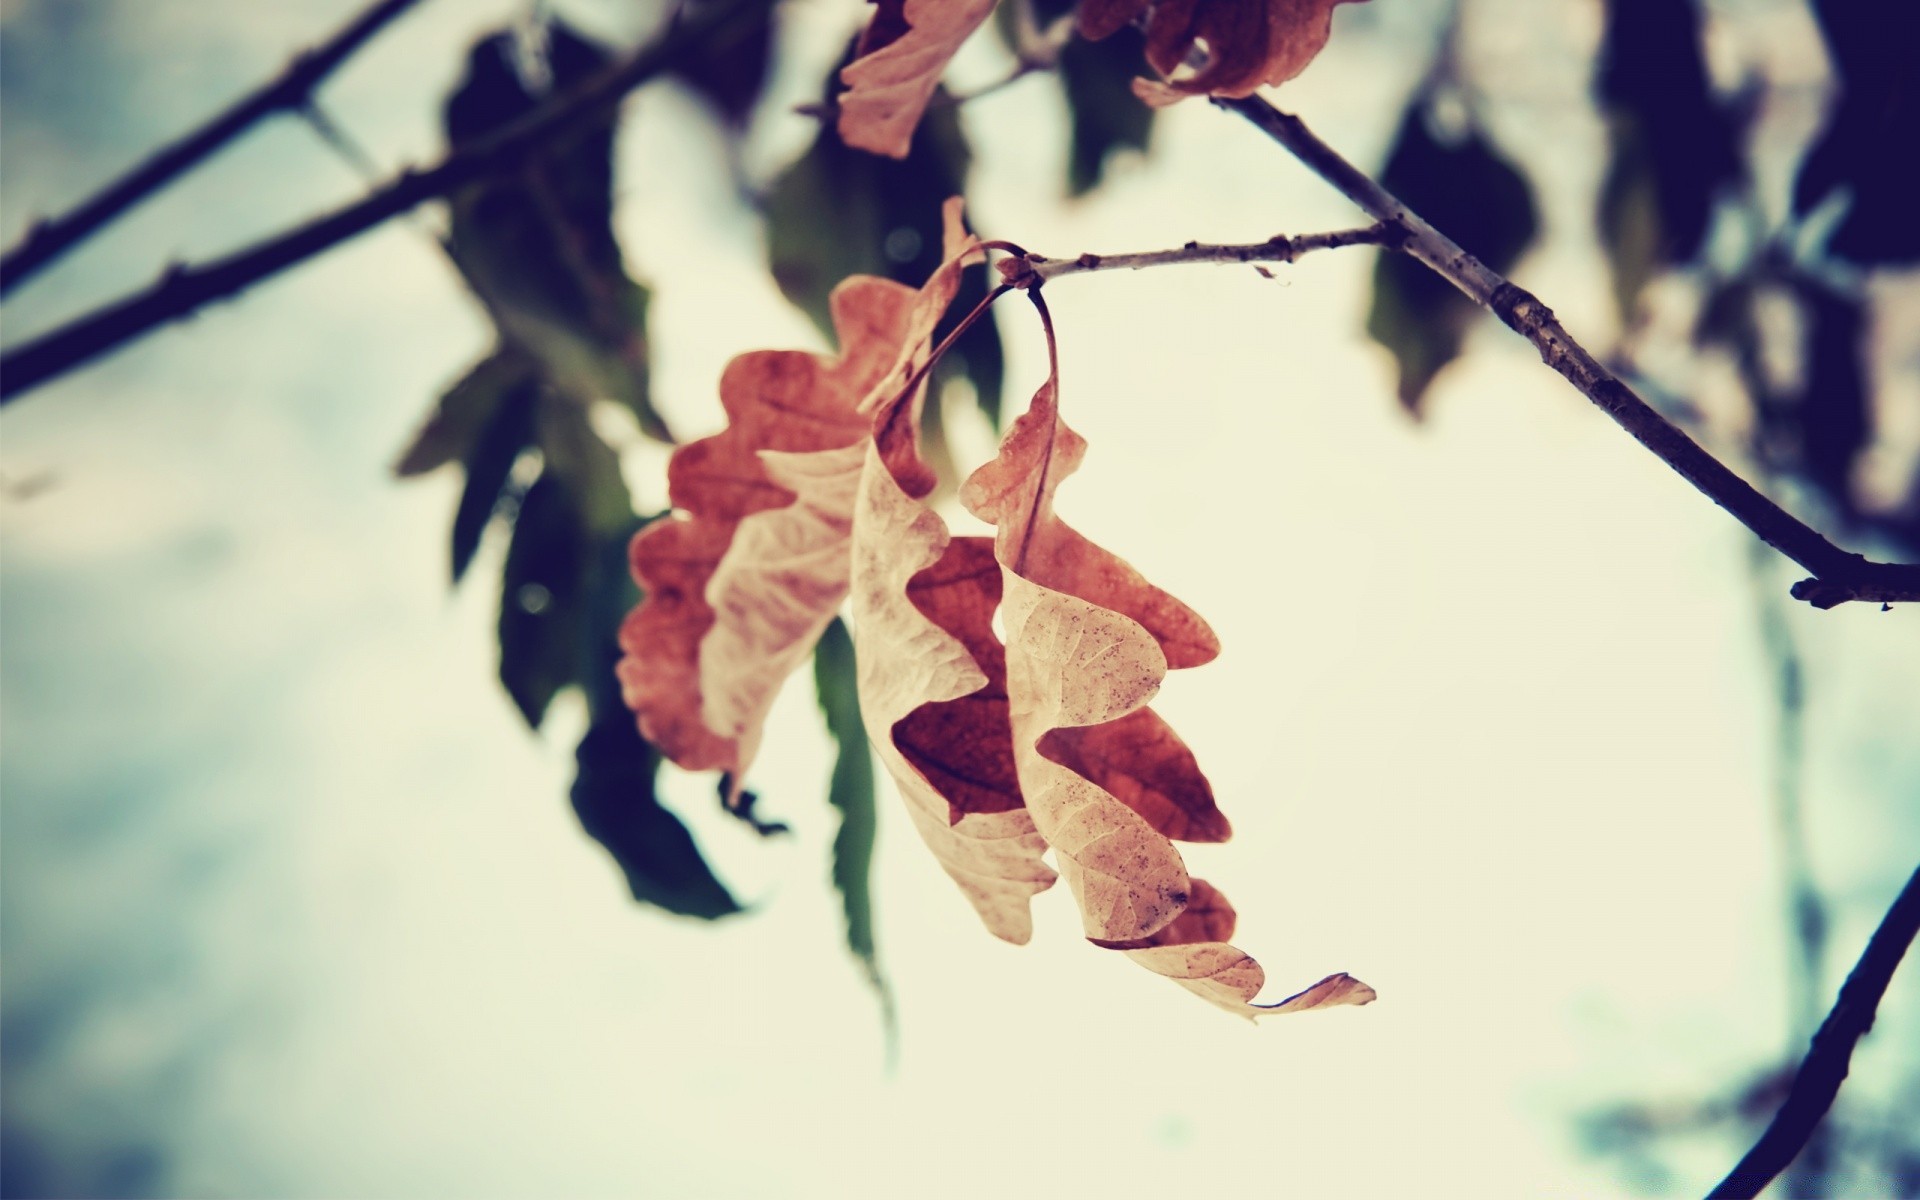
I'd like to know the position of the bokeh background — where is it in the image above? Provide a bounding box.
[3,0,1917,1196]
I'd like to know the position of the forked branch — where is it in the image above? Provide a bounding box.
[0,0,428,297]
[1216,95,1920,611]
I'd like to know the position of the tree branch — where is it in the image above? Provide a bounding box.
[1216,95,1920,611]
[1708,863,1920,1198]
[989,223,1398,286]
[0,0,428,298]
[0,0,772,405]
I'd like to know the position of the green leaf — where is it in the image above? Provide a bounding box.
[813,617,892,1024]
[443,20,669,442]
[1059,27,1153,196]
[533,395,635,537]
[670,0,774,131]
[1364,100,1538,415]
[1595,0,1740,317]
[765,59,1004,429]
[569,517,741,918]
[571,713,744,919]
[395,349,537,477]
[450,374,539,583]
[1793,0,1920,264]
[497,473,589,728]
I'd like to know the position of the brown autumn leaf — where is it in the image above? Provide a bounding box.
[618,277,918,777]
[1079,0,1367,103]
[1097,878,1377,1017]
[961,366,1214,942]
[839,0,1000,158]
[961,317,1373,1017]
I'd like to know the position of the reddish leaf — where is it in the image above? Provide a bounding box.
[1081,0,1366,103]
[839,0,1000,158]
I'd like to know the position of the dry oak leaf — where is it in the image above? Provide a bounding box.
[960,369,1221,943]
[839,0,1000,158]
[961,355,1371,1017]
[1099,879,1377,1017]
[618,276,919,778]
[1079,0,1367,103]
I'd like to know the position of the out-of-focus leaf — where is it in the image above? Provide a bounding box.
[534,396,634,537]
[814,617,889,1009]
[766,58,1003,427]
[1059,27,1154,196]
[571,521,742,919]
[670,0,773,131]
[1364,100,1537,415]
[396,350,537,477]
[1794,282,1868,518]
[444,21,668,442]
[570,715,744,918]
[1595,0,1740,318]
[499,473,589,728]
[450,374,539,583]
[1794,0,1920,264]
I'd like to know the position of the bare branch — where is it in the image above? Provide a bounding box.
[0,0,428,297]
[990,223,1398,287]
[1709,863,1920,1198]
[1215,95,1920,611]
[0,0,772,405]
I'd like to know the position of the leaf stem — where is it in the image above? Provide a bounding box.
[0,0,429,297]
[1215,95,1920,611]
[1708,863,1920,1198]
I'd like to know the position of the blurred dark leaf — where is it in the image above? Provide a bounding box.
[1595,0,1741,318]
[814,617,891,1014]
[1059,27,1153,196]
[1794,0,1920,264]
[765,54,1003,428]
[1793,280,1869,520]
[1365,99,1537,415]
[533,395,635,536]
[498,473,590,727]
[571,712,745,918]
[450,373,539,583]
[670,0,774,130]
[571,519,741,917]
[395,349,538,477]
[444,20,669,442]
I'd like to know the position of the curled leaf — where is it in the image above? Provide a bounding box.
[619,279,918,774]
[839,0,1000,158]
[961,304,1371,1016]
[1080,0,1367,102]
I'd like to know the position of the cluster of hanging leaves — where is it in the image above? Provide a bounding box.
[1591,0,1919,555]
[385,0,1377,1018]
[623,197,1373,1016]
[393,19,742,919]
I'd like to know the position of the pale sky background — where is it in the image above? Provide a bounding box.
[3,1,1917,1197]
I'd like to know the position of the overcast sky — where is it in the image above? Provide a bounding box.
[3,1,1917,1197]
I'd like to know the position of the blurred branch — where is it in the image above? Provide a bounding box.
[0,0,772,405]
[1710,863,1920,1198]
[0,0,428,298]
[991,223,1398,285]
[1217,96,1920,611]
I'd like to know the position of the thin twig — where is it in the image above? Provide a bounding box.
[1216,95,1920,611]
[1708,863,1920,1198]
[0,0,428,297]
[994,223,1398,287]
[0,0,771,405]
